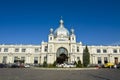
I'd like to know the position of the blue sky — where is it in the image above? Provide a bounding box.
[0,0,120,45]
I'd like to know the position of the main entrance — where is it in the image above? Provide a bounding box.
[56,47,68,64]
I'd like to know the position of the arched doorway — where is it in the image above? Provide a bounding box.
[56,47,68,64]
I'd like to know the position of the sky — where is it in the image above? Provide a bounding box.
[0,0,120,45]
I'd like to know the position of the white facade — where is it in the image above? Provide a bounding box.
[0,19,120,65]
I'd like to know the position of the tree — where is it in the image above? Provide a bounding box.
[83,46,90,67]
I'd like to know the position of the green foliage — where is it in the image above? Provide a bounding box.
[74,61,77,65]
[42,61,57,68]
[48,64,53,68]
[83,46,90,67]
[77,60,82,68]
[43,61,48,67]
[52,61,57,67]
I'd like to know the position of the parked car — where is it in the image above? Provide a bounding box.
[56,64,64,67]
[63,63,76,68]
[104,63,114,68]
[56,63,76,68]
[116,63,120,68]
[0,63,7,68]
[11,63,20,68]
[24,64,30,68]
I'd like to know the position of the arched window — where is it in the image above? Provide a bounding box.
[50,37,52,40]
[56,47,68,57]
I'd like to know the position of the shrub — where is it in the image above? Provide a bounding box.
[43,61,47,67]
[77,60,82,68]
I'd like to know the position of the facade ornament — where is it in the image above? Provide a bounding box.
[71,28,74,34]
[50,28,53,34]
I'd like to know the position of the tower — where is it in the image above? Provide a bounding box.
[48,28,54,42]
[70,29,76,43]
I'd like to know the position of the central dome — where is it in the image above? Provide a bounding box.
[54,19,69,37]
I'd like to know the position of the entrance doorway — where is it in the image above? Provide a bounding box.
[56,47,68,64]
[114,57,118,64]
[57,53,68,64]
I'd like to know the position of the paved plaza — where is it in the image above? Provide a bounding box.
[0,68,120,80]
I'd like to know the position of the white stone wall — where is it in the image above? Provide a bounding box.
[88,46,120,64]
[0,44,120,64]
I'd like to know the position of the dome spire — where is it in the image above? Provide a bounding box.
[54,17,70,37]
[59,16,64,28]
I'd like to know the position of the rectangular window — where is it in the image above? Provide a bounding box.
[15,48,19,52]
[114,57,118,64]
[97,49,101,53]
[22,49,26,52]
[14,56,18,63]
[44,46,48,52]
[0,48,1,52]
[2,56,7,63]
[34,57,38,64]
[21,57,25,63]
[77,47,79,52]
[104,57,108,64]
[44,56,47,62]
[103,49,107,53]
[4,48,8,52]
[21,57,25,60]
[35,48,39,52]
[50,37,52,40]
[97,57,101,64]
[77,57,80,60]
[72,37,74,40]
[113,49,117,53]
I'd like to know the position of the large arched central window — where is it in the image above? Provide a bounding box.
[56,47,68,57]
[56,47,68,64]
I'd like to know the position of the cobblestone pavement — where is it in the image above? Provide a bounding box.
[0,68,120,80]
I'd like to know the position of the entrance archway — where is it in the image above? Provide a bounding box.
[56,47,68,64]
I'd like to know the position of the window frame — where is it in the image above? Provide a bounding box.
[4,48,8,52]
[22,48,26,52]
[97,49,101,53]
[97,57,102,64]
[103,49,107,53]
[35,48,39,52]
[44,46,48,52]
[15,48,19,52]
[113,49,117,53]
[77,46,79,52]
